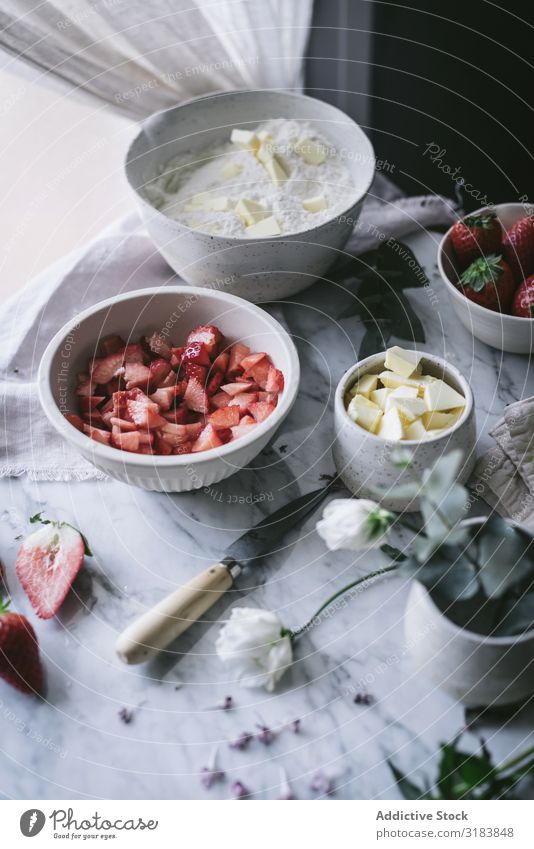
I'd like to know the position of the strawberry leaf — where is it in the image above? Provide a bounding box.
[463,211,497,229]
[460,254,503,293]
[28,513,92,557]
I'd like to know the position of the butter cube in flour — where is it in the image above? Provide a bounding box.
[231,129,260,152]
[235,198,269,226]
[221,162,242,180]
[207,197,235,212]
[302,195,328,213]
[294,138,327,166]
[347,395,383,434]
[245,216,281,237]
[384,346,422,379]
[263,156,289,185]
[423,379,466,412]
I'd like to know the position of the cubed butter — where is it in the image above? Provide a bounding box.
[405,419,428,440]
[423,379,466,412]
[302,194,328,213]
[378,407,405,441]
[349,373,378,399]
[230,128,260,152]
[384,346,422,379]
[245,216,281,237]
[386,396,426,424]
[347,394,383,434]
[190,191,210,207]
[370,387,390,410]
[256,142,273,165]
[378,371,425,393]
[294,138,327,165]
[257,130,273,142]
[422,409,462,430]
[221,162,243,180]
[235,198,269,226]
[207,196,235,212]
[263,155,289,185]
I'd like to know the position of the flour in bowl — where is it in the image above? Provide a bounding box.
[142,119,357,238]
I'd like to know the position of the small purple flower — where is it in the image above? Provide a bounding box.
[229,732,253,750]
[231,780,250,799]
[200,766,225,789]
[256,724,275,745]
[310,771,334,795]
[118,708,133,724]
[221,695,233,711]
[290,719,301,734]
[353,692,374,706]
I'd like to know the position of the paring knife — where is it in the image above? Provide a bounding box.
[115,482,334,664]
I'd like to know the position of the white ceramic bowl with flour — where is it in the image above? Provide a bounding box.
[125,90,375,303]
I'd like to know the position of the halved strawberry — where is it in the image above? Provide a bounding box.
[90,352,125,384]
[221,382,255,397]
[111,430,141,452]
[100,335,125,356]
[240,352,266,371]
[63,413,84,431]
[265,366,284,393]
[191,423,223,452]
[208,406,240,428]
[184,377,209,413]
[148,359,172,390]
[210,391,230,409]
[249,401,276,423]
[146,332,172,360]
[212,351,229,372]
[184,362,208,384]
[227,343,250,374]
[123,362,152,389]
[0,599,43,693]
[206,370,223,395]
[83,424,111,444]
[16,520,88,619]
[227,392,259,414]
[186,325,222,356]
[181,341,211,366]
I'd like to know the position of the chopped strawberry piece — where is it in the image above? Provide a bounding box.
[243,358,271,389]
[170,346,185,368]
[82,410,105,427]
[127,391,166,428]
[173,442,194,455]
[16,521,86,619]
[155,433,173,454]
[148,358,172,389]
[159,422,202,447]
[240,351,267,371]
[123,361,152,389]
[109,417,137,432]
[184,377,209,413]
[159,371,177,388]
[138,431,154,446]
[212,351,229,372]
[228,343,250,375]
[83,424,111,444]
[123,343,145,364]
[149,387,176,411]
[221,382,255,397]
[181,341,211,366]
[186,324,222,355]
[90,351,125,384]
[112,390,131,419]
[105,377,123,395]
[191,423,223,452]
[258,391,278,404]
[210,391,230,409]
[227,392,259,414]
[240,415,255,425]
[184,362,208,384]
[231,422,257,439]
[208,406,240,428]
[265,366,284,393]
[100,335,125,356]
[79,395,105,413]
[76,375,96,397]
[249,401,276,423]
[217,427,233,444]
[111,430,140,452]
[63,413,84,431]
[206,370,223,395]
[146,332,172,360]
[161,404,189,424]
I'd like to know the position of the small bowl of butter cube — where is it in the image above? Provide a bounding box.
[333,346,477,511]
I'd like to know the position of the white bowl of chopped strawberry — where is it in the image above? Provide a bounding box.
[39,287,299,491]
[438,203,534,353]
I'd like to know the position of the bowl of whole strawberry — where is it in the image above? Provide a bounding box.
[438,203,534,353]
[39,287,299,491]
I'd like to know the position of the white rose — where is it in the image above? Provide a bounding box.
[215,607,292,692]
[316,498,393,551]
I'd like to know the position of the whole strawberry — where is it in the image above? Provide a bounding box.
[459,254,516,312]
[0,597,43,694]
[502,216,534,281]
[450,211,502,269]
[512,274,534,318]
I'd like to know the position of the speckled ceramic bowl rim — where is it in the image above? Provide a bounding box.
[38,286,300,466]
[437,202,534,323]
[125,89,376,243]
[335,351,474,445]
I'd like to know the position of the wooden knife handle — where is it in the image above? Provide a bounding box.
[115,562,235,665]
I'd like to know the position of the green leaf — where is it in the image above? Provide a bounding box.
[28,514,92,557]
[359,321,391,359]
[490,592,534,636]
[387,761,427,800]
[413,548,479,601]
[472,515,534,599]
[380,543,407,562]
[66,525,93,558]
[29,512,49,525]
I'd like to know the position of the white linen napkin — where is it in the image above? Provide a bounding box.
[0,187,457,481]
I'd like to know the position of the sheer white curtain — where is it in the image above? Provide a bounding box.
[0,0,314,118]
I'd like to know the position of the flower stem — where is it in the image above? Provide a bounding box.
[290,564,399,639]
[496,744,534,775]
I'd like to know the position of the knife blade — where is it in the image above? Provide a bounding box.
[115,481,335,664]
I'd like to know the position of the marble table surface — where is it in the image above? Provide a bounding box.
[1,228,534,801]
